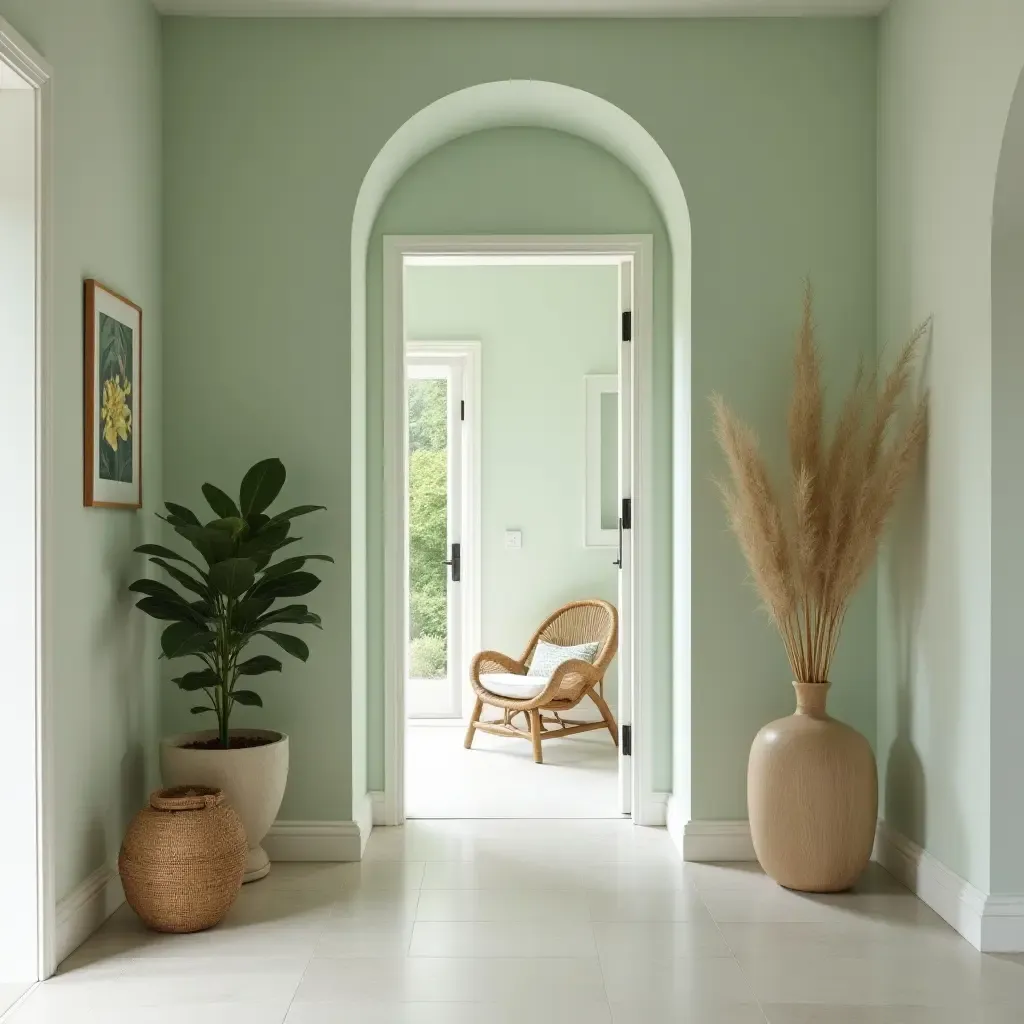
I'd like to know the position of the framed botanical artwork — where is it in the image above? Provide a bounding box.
[84,280,142,509]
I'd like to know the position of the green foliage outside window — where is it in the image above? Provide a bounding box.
[408,379,448,679]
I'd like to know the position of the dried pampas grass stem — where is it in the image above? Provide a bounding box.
[713,284,928,685]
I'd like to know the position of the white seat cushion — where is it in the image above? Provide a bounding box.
[478,673,548,700]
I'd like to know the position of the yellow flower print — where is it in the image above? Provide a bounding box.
[101,375,132,451]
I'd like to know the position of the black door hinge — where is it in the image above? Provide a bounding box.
[621,497,632,530]
[621,311,632,342]
[622,724,632,756]
[460,400,465,421]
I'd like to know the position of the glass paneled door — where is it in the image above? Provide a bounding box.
[406,353,465,718]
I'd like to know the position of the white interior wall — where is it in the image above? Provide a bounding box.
[0,78,40,980]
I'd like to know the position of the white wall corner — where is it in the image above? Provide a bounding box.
[370,790,386,826]
[872,820,1024,952]
[354,792,374,856]
[264,820,363,862]
[640,791,669,828]
[55,865,124,966]
[981,894,1024,953]
[665,793,685,859]
[681,819,757,862]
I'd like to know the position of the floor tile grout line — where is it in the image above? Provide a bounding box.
[689,876,775,1024]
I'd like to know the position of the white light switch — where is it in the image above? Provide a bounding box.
[505,530,522,550]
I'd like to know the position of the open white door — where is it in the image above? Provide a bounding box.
[405,353,465,719]
[616,258,634,816]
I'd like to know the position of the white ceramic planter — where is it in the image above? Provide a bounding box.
[160,729,288,883]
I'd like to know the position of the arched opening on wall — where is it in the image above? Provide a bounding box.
[990,64,1024,898]
[348,81,693,835]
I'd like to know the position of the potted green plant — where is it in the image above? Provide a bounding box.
[130,457,331,882]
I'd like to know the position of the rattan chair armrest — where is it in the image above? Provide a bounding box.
[470,650,527,682]
[532,658,603,704]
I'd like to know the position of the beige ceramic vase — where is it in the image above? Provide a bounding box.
[747,682,877,893]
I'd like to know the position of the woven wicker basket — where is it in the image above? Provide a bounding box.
[118,786,247,933]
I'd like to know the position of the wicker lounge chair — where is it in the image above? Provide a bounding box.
[464,599,618,764]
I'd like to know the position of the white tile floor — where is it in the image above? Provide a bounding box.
[9,820,1024,1023]
[406,722,619,818]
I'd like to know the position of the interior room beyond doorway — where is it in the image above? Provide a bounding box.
[402,254,633,820]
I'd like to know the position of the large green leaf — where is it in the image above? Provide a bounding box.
[264,505,326,529]
[230,689,263,707]
[239,459,286,518]
[246,512,270,534]
[260,554,333,582]
[236,654,282,676]
[161,621,216,659]
[173,669,219,691]
[165,502,200,526]
[253,571,321,600]
[256,604,323,629]
[175,524,236,565]
[239,520,289,556]
[150,557,211,600]
[232,596,274,630]
[130,578,189,604]
[202,483,240,519]
[206,516,248,539]
[157,512,197,531]
[136,544,206,575]
[259,630,309,662]
[208,557,258,598]
[135,596,200,623]
[253,539,301,571]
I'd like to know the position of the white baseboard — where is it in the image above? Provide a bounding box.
[681,819,757,862]
[371,790,386,826]
[874,820,1024,952]
[55,865,123,966]
[264,820,365,862]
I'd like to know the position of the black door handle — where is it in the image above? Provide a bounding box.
[613,518,623,569]
[444,542,461,582]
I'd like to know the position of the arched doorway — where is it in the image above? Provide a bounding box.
[349,80,693,832]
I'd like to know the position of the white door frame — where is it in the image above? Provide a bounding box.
[382,234,657,827]
[0,18,57,980]
[405,341,482,720]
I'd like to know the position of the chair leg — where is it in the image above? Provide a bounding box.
[529,709,544,764]
[464,698,483,749]
[591,689,619,746]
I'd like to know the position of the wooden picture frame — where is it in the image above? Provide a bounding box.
[84,279,142,509]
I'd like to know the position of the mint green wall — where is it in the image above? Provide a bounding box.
[0,0,162,900]
[370,129,669,789]
[404,263,621,719]
[162,16,878,823]
[878,0,1024,895]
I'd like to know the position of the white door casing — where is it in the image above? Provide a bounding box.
[382,236,656,827]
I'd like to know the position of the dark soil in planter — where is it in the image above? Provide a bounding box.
[183,735,279,750]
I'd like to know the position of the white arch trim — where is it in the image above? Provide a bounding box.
[349,79,693,832]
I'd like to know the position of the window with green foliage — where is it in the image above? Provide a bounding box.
[408,378,448,679]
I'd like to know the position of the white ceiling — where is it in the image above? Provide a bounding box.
[154,0,888,17]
